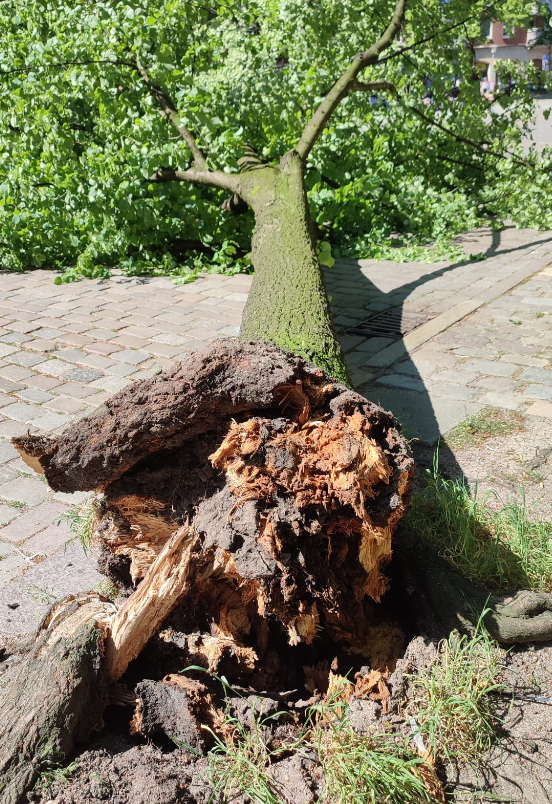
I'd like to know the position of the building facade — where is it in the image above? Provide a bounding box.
[474,4,552,83]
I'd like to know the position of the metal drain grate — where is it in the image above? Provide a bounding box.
[346,307,432,340]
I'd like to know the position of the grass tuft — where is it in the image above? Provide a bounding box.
[35,761,80,792]
[406,453,552,592]
[445,407,525,450]
[408,620,504,768]
[203,674,439,804]
[205,699,288,804]
[59,495,101,555]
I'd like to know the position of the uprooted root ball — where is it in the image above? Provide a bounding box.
[13,339,414,683]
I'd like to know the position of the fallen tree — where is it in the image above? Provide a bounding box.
[3,2,552,801]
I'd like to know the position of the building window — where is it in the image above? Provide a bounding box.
[502,24,513,38]
[480,20,492,40]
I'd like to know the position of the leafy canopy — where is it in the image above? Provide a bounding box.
[0,0,550,280]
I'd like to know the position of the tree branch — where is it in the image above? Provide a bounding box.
[376,11,478,65]
[409,104,538,171]
[295,0,406,161]
[0,59,134,78]
[358,78,538,172]
[149,167,239,193]
[349,80,396,93]
[134,58,206,169]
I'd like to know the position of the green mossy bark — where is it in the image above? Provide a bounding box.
[239,151,350,385]
[0,617,106,804]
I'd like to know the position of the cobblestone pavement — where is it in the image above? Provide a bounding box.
[1,225,552,635]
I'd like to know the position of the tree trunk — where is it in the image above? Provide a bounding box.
[0,594,113,804]
[239,151,350,384]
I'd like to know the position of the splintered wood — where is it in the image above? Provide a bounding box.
[13,338,414,680]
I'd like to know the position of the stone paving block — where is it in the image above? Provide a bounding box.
[462,359,517,377]
[31,411,72,432]
[0,332,32,345]
[52,348,86,362]
[0,464,17,488]
[471,376,520,393]
[0,343,18,358]
[428,382,480,401]
[118,326,162,340]
[89,375,131,393]
[62,366,104,383]
[9,321,37,333]
[25,338,59,353]
[84,341,122,355]
[0,421,37,438]
[491,341,542,356]
[35,358,79,377]
[0,551,28,589]
[392,360,438,378]
[55,380,98,398]
[520,296,552,307]
[77,353,115,370]
[111,334,150,349]
[146,343,182,358]
[151,332,192,347]
[352,337,396,354]
[338,334,366,353]
[499,354,548,368]
[24,375,63,391]
[0,441,19,464]
[104,362,138,377]
[44,396,90,414]
[56,332,94,347]
[521,383,552,401]
[0,504,20,525]
[21,518,73,558]
[90,318,127,331]
[16,388,54,404]
[0,540,105,635]
[0,500,66,543]
[480,392,526,410]
[411,349,460,369]
[114,349,150,364]
[85,391,112,406]
[375,374,426,393]
[519,367,552,384]
[525,400,552,417]
[431,369,479,385]
[0,378,25,393]
[1,401,43,422]
[0,477,48,507]
[8,351,48,367]
[0,365,33,381]
[31,327,64,339]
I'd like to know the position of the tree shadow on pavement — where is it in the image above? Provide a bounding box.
[328,230,539,482]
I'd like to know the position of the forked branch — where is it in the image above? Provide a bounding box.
[295,0,406,160]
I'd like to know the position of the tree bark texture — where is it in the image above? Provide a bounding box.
[0,594,114,804]
[238,152,350,384]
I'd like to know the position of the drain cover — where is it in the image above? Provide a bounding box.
[346,307,432,340]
